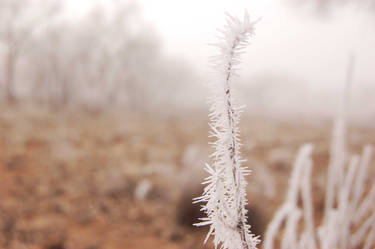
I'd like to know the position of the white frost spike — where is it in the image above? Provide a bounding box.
[194,11,260,249]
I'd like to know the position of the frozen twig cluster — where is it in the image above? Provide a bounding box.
[194,11,260,249]
[264,143,316,249]
[264,143,375,249]
[264,56,375,249]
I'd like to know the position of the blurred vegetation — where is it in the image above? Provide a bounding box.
[0,0,200,112]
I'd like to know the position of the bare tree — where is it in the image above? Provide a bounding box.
[1,0,196,113]
[0,0,59,103]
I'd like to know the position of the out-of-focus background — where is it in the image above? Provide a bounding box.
[0,0,374,248]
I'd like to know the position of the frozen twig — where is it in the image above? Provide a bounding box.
[263,144,314,249]
[194,11,260,249]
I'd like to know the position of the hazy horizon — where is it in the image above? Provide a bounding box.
[1,0,375,121]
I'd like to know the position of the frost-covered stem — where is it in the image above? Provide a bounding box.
[324,54,355,223]
[355,183,375,224]
[225,40,240,211]
[338,156,359,249]
[351,146,372,221]
[194,11,260,249]
[281,145,313,249]
[264,203,292,249]
[264,144,313,249]
[224,35,249,246]
[281,209,301,249]
[363,223,375,249]
[300,155,317,249]
[350,209,375,248]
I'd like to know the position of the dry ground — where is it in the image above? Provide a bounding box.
[0,105,374,249]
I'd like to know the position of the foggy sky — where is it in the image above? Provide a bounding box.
[138,0,375,91]
[64,0,375,92]
[3,0,373,120]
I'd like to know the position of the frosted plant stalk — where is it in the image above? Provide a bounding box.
[264,55,375,249]
[324,55,354,222]
[263,144,314,249]
[194,11,260,249]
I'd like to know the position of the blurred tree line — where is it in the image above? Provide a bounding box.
[0,0,198,112]
[289,0,375,15]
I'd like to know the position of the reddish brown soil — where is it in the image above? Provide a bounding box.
[0,105,374,249]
